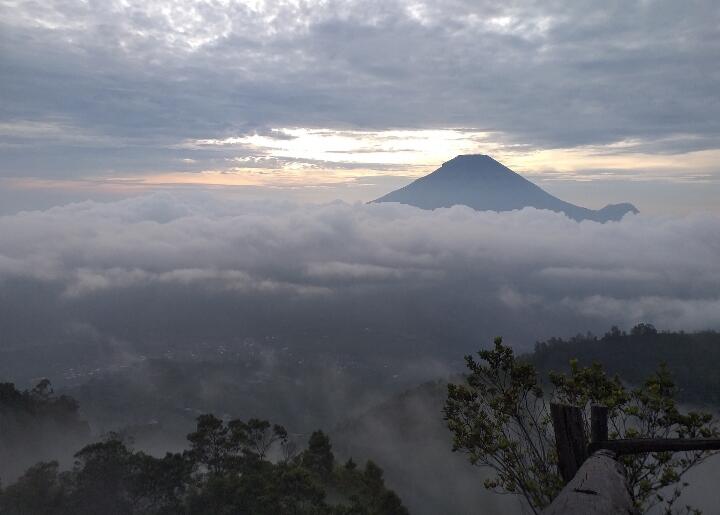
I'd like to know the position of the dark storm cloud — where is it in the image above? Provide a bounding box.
[1,0,719,178]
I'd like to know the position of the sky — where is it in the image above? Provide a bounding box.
[1,0,719,213]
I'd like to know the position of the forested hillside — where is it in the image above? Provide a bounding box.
[530,325,720,404]
[0,384,407,515]
[0,380,90,482]
[2,326,718,515]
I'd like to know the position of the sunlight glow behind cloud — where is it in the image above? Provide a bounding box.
[191,128,494,165]
[1,0,719,212]
[154,128,720,189]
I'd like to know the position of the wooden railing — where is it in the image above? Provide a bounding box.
[542,404,720,514]
[542,449,634,515]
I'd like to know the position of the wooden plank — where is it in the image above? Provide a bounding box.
[588,438,720,455]
[542,450,636,515]
[550,403,588,483]
[590,405,608,443]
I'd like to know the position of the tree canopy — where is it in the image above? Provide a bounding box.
[0,412,408,515]
[444,336,719,514]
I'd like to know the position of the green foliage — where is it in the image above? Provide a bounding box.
[444,337,561,513]
[532,326,720,404]
[444,336,719,514]
[186,414,288,473]
[332,460,409,515]
[0,413,407,515]
[302,431,335,479]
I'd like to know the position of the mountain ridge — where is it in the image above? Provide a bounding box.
[373,155,638,222]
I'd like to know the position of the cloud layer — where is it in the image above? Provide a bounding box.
[1,194,719,365]
[2,0,719,180]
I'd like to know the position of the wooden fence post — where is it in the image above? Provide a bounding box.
[546,402,720,513]
[550,403,588,483]
[590,405,608,444]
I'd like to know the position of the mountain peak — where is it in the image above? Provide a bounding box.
[445,154,495,162]
[429,155,519,183]
[440,154,502,170]
[373,155,638,222]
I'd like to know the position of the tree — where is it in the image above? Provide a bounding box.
[64,438,138,515]
[359,460,409,515]
[31,378,53,400]
[187,414,232,474]
[0,380,90,482]
[302,430,334,479]
[1,411,408,515]
[0,461,66,515]
[630,322,658,337]
[444,337,719,514]
[187,414,289,474]
[232,418,288,460]
[531,326,720,405]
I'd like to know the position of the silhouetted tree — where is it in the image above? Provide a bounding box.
[302,430,334,479]
[445,336,719,514]
[1,412,407,515]
[630,322,658,337]
[0,461,65,515]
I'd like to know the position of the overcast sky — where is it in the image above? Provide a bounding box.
[1,0,719,212]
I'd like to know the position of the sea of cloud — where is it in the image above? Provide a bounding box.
[1,193,719,353]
